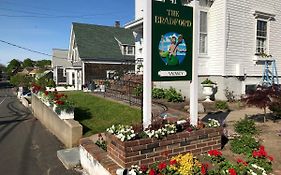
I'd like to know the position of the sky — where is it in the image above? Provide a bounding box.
[0,0,135,65]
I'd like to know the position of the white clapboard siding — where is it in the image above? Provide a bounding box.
[206,0,227,76]
[225,0,281,76]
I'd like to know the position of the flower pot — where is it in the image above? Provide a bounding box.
[202,84,215,102]
[100,85,105,92]
[58,110,74,120]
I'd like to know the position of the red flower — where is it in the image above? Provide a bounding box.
[228,168,237,175]
[169,159,177,166]
[252,146,269,158]
[267,156,274,161]
[149,169,156,175]
[208,149,222,157]
[56,100,64,105]
[201,164,207,175]
[44,91,49,96]
[158,162,167,171]
[140,165,148,172]
[237,158,248,166]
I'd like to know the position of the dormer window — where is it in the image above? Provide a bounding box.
[122,45,135,55]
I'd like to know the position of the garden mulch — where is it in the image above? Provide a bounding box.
[221,107,281,172]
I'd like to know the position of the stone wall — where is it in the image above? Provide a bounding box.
[31,94,82,148]
[107,127,222,168]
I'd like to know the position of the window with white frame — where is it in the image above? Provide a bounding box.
[127,46,134,55]
[199,11,208,54]
[122,45,135,55]
[256,20,268,54]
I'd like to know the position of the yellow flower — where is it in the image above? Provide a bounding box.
[171,153,201,175]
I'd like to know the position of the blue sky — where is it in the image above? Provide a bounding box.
[0,0,135,65]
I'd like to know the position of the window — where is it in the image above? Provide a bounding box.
[256,20,267,54]
[122,45,135,55]
[200,11,208,54]
[127,46,134,55]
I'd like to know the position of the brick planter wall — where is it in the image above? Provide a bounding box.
[107,127,222,168]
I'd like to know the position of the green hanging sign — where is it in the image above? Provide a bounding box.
[152,0,193,81]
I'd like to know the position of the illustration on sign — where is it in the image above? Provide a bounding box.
[159,32,186,66]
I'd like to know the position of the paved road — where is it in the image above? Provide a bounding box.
[0,82,80,175]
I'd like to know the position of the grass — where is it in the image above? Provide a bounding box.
[65,91,141,136]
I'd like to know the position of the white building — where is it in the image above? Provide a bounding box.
[125,0,281,100]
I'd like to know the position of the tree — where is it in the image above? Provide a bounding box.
[10,74,34,87]
[22,58,34,68]
[0,64,6,80]
[242,85,277,122]
[6,59,21,76]
[35,59,51,69]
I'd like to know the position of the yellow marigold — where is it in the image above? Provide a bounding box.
[171,153,201,175]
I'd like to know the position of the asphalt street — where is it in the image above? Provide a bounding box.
[0,82,80,175]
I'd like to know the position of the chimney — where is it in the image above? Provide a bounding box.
[115,21,120,28]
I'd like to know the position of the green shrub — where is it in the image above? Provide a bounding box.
[234,117,258,135]
[215,101,229,110]
[164,87,183,102]
[152,88,165,99]
[133,85,143,97]
[230,135,260,156]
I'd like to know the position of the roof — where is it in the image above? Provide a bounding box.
[52,49,72,68]
[72,22,135,61]
[29,69,41,74]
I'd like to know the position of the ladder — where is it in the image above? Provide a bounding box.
[262,59,279,86]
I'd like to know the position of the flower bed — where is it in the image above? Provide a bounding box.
[32,83,74,120]
[124,148,273,175]
[107,127,222,168]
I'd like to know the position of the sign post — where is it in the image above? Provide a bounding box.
[190,0,199,126]
[143,0,197,128]
[143,0,152,129]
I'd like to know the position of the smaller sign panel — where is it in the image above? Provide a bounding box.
[152,0,193,81]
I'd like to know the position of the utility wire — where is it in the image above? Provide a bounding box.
[0,39,66,59]
[0,11,126,19]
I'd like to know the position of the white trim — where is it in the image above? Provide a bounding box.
[254,18,270,55]
[199,10,208,55]
[124,18,144,29]
[82,61,130,64]
[82,62,85,85]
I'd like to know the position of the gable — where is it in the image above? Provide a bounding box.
[72,22,135,61]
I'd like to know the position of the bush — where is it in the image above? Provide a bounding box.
[234,117,258,135]
[230,135,260,156]
[164,87,183,102]
[133,85,143,97]
[215,101,229,110]
[269,92,281,119]
[152,88,165,99]
[224,87,236,102]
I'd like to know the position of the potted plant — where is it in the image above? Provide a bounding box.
[201,78,216,102]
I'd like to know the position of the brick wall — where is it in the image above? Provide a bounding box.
[107,127,222,168]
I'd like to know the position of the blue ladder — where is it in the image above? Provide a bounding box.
[262,59,279,86]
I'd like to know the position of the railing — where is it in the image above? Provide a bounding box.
[103,80,143,107]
